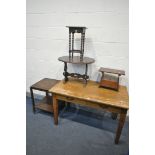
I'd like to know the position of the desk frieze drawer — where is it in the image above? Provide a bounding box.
[56,94,122,113]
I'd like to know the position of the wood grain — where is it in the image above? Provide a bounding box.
[31,78,59,91]
[56,94,123,113]
[34,96,53,112]
[35,103,53,112]
[99,79,118,90]
[49,79,129,110]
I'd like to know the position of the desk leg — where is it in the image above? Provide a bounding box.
[53,94,58,125]
[115,111,127,144]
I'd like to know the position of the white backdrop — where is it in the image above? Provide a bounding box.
[26,0,129,92]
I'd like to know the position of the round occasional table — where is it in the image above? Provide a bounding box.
[58,56,95,84]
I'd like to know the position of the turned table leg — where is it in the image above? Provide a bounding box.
[69,32,71,58]
[53,94,58,125]
[83,64,89,84]
[85,64,88,84]
[115,111,127,144]
[63,62,68,82]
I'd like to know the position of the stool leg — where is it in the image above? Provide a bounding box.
[72,32,74,58]
[46,91,49,104]
[69,32,71,58]
[30,88,36,113]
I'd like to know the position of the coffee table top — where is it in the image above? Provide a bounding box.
[49,79,129,109]
[31,78,59,91]
[58,56,95,64]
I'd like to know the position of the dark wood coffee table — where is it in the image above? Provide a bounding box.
[30,78,59,113]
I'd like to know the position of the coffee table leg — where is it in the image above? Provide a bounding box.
[115,111,127,144]
[53,94,58,125]
[30,87,36,113]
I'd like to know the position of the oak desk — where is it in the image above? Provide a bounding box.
[49,79,129,144]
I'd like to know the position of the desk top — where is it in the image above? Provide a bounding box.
[58,56,95,64]
[49,79,129,110]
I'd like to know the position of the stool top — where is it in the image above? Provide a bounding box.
[66,26,87,29]
[30,78,59,91]
[66,26,87,33]
[99,67,125,75]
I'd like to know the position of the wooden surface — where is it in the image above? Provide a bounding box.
[66,26,87,33]
[35,103,53,112]
[100,79,118,90]
[49,79,129,110]
[99,67,125,75]
[50,79,129,144]
[58,56,95,64]
[30,78,59,113]
[34,96,53,112]
[31,78,59,91]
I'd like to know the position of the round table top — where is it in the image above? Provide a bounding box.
[58,56,95,64]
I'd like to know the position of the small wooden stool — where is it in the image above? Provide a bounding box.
[30,78,59,113]
[99,67,125,91]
